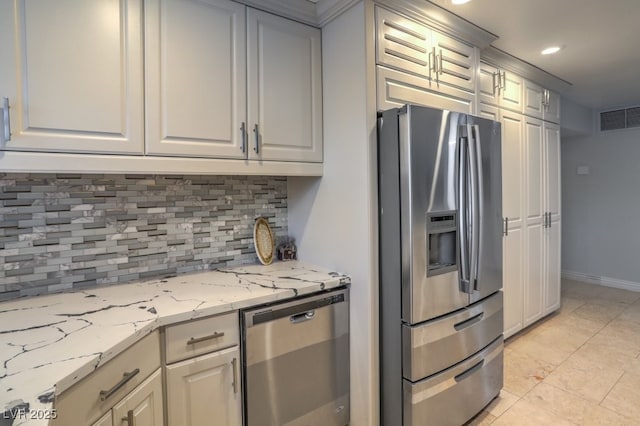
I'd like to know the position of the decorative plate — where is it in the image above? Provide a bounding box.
[253,217,275,265]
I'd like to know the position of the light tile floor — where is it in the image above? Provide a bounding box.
[468,279,640,425]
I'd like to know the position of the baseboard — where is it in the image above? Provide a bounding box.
[562,270,640,292]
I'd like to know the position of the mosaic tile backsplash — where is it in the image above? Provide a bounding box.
[0,174,287,301]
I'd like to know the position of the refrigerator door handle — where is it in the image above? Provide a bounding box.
[468,125,482,291]
[458,135,471,293]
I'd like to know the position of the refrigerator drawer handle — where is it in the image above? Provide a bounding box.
[453,312,484,331]
[290,310,315,324]
[454,359,485,383]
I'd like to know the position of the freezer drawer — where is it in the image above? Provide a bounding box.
[403,291,502,381]
[403,337,503,426]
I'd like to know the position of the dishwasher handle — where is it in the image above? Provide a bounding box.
[290,310,315,324]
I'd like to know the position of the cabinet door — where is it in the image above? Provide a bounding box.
[543,90,561,124]
[501,109,525,337]
[500,71,523,112]
[523,81,544,119]
[431,31,477,93]
[478,62,500,107]
[524,223,544,326]
[544,122,561,219]
[377,66,474,114]
[247,9,322,162]
[166,346,241,426]
[544,218,561,314]
[500,110,524,226]
[375,6,430,78]
[112,369,164,426]
[0,0,143,154]
[503,227,524,339]
[145,0,246,158]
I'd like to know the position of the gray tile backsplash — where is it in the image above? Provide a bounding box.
[0,174,287,301]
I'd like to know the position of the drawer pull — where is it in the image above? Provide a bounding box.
[454,360,484,383]
[453,312,484,331]
[187,332,225,346]
[122,409,135,425]
[99,368,140,401]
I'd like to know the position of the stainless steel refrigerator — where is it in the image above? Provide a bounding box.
[378,105,504,426]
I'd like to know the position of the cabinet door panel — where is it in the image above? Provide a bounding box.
[478,63,500,107]
[377,66,474,114]
[0,0,144,154]
[545,219,561,314]
[524,224,544,327]
[166,346,242,426]
[145,0,246,158]
[432,32,477,92]
[503,227,524,339]
[545,122,561,217]
[525,117,544,220]
[543,90,561,124]
[500,72,523,112]
[500,110,524,224]
[247,9,322,162]
[112,369,164,426]
[524,81,544,119]
[375,6,430,78]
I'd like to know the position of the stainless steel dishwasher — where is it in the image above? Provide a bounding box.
[243,288,350,426]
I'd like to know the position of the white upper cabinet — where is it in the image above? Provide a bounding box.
[543,90,561,124]
[145,0,246,158]
[523,80,561,124]
[247,9,322,162]
[523,80,545,120]
[478,62,523,113]
[375,7,477,94]
[0,0,144,154]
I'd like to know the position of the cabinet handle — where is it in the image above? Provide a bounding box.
[253,124,259,154]
[240,122,246,153]
[503,217,509,236]
[1,97,10,143]
[501,71,506,92]
[122,410,135,426]
[428,49,435,80]
[231,357,238,394]
[187,331,225,346]
[99,369,140,401]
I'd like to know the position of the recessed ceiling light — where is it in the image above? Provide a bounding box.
[541,46,561,55]
[452,0,471,4]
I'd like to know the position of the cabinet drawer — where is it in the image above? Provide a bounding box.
[165,311,239,364]
[53,331,161,426]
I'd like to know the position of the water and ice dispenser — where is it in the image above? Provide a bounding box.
[426,212,457,276]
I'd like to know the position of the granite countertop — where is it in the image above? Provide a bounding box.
[0,261,350,426]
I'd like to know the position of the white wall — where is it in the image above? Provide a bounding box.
[561,97,593,137]
[562,126,640,290]
[287,2,380,425]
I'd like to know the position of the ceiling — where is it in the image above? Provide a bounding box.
[426,0,640,110]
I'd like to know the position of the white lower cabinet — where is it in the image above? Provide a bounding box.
[92,411,114,426]
[109,369,164,426]
[163,311,242,426]
[166,346,242,426]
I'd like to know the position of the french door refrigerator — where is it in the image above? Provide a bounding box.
[378,105,504,426]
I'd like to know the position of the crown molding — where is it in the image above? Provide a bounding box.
[481,46,572,93]
[241,0,319,26]
[316,0,361,26]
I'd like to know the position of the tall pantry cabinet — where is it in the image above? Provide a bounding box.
[477,68,561,338]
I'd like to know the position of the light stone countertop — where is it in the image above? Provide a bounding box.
[0,261,350,426]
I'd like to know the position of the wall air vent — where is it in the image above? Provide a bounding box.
[600,107,640,131]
